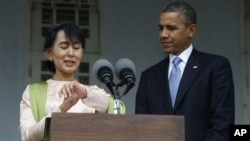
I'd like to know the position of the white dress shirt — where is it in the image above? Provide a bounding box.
[168,44,193,78]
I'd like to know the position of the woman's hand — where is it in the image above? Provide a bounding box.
[58,81,87,112]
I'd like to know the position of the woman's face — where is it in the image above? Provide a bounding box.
[45,30,83,79]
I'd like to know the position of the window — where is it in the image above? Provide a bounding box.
[41,0,91,38]
[29,0,100,85]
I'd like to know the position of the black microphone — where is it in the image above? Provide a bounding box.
[115,58,136,95]
[93,59,115,95]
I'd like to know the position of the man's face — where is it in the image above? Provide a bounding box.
[158,12,196,55]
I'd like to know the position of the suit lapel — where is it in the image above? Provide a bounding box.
[174,49,203,110]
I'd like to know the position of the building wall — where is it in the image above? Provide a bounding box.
[0,0,243,140]
[0,0,28,140]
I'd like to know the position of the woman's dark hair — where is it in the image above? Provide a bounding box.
[44,22,85,73]
[44,22,85,50]
[162,2,197,27]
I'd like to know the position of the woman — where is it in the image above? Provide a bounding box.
[19,22,111,141]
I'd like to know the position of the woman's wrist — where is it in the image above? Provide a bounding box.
[81,87,88,99]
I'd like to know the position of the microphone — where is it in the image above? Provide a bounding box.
[93,59,115,95]
[115,58,136,95]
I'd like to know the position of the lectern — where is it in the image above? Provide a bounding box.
[45,113,185,141]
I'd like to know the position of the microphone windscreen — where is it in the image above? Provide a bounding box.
[92,59,114,78]
[115,58,136,79]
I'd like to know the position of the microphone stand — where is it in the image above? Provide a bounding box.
[113,88,121,114]
[108,81,134,114]
[112,82,125,114]
[106,82,121,114]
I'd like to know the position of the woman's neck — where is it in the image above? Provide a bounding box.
[53,73,76,81]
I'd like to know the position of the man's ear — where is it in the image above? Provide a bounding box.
[44,49,53,62]
[188,24,197,37]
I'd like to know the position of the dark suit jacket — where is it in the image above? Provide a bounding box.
[135,49,235,141]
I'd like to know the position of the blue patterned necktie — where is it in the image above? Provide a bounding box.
[169,57,182,107]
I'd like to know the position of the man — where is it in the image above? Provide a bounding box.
[135,2,235,141]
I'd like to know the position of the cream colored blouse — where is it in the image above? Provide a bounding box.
[19,79,111,141]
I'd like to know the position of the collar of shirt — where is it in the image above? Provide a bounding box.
[168,44,193,78]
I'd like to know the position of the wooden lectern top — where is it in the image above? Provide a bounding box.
[48,113,185,141]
